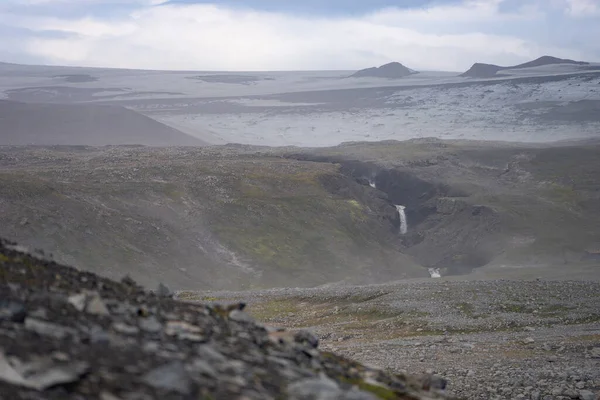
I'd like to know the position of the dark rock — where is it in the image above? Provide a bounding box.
[196,345,227,363]
[188,359,217,378]
[294,330,320,349]
[156,283,173,298]
[0,351,89,390]
[228,309,255,324]
[139,316,162,333]
[68,291,110,316]
[24,318,76,339]
[141,362,193,395]
[579,390,597,400]
[287,375,343,399]
[121,275,137,287]
[0,300,26,323]
[112,322,139,335]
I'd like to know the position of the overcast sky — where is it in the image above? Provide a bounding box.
[0,0,598,71]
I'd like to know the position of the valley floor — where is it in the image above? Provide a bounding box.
[180,275,600,400]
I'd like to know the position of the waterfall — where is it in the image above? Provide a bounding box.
[368,180,376,189]
[428,268,441,278]
[395,205,407,235]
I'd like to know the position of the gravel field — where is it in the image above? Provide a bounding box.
[182,277,600,400]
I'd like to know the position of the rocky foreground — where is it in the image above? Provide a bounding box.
[0,239,450,400]
[185,277,600,400]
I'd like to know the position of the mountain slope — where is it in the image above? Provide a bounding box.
[461,55,590,78]
[1,140,599,290]
[350,62,415,78]
[290,139,600,275]
[0,146,424,290]
[0,100,206,146]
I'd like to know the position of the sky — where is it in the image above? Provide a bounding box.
[0,0,598,71]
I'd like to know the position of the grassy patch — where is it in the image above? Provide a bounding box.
[247,299,300,322]
[499,303,532,313]
[456,302,476,317]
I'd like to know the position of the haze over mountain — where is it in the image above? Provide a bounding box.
[461,55,590,78]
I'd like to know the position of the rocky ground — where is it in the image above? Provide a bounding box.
[181,277,600,400]
[0,238,451,400]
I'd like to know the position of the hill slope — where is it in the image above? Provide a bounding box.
[0,145,424,290]
[0,100,206,146]
[461,55,590,78]
[350,62,415,78]
[1,140,599,290]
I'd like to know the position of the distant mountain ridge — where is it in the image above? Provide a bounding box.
[350,62,417,78]
[461,55,590,78]
[0,100,206,146]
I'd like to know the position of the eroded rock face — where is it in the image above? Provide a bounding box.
[0,239,451,400]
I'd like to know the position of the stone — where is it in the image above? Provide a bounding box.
[0,351,88,390]
[188,359,217,378]
[343,392,379,400]
[229,310,255,324]
[523,337,535,344]
[294,330,319,349]
[112,322,139,335]
[0,300,26,323]
[156,283,173,298]
[590,348,600,358]
[166,321,205,341]
[141,362,192,395]
[531,390,541,400]
[25,318,76,339]
[287,375,342,400]
[121,275,137,286]
[68,291,110,316]
[68,293,87,312]
[139,316,162,333]
[564,389,579,398]
[100,392,123,400]
[89,325,111,344]
[86,295,110,316]
[579,390,597,400]
[196,345,226,363]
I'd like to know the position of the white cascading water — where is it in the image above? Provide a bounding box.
[368,180,376,189]
[395,205,407,235]
[428,268,442,278]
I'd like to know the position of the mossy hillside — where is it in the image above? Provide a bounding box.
[208,160,423,287]
[303,140,600,267]
[0,148,425,290]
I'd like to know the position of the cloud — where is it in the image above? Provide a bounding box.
[0,0,598,71]
[564,0,600,16]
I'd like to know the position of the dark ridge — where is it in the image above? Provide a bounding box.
[350,62,417,79]
[512,55,589,69]
[0,100,207,146]
[461,55,590,78]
